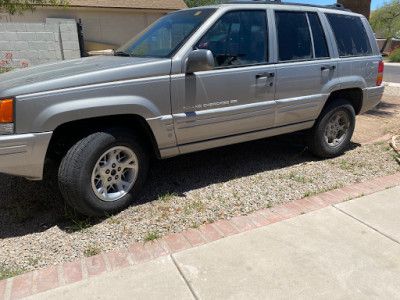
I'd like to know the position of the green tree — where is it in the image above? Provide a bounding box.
[0,0,68,15]
[184,0,222,8]
[370,0,400,52]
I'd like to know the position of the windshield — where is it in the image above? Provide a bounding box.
[117,9,216,58]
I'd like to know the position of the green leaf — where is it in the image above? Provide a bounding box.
[370,0,400,40]
[0,0,69,15]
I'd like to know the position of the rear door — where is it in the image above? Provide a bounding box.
[326,13,378,88]
[273,10,339,127]
[171,9,276,146]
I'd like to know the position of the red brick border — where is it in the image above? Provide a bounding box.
[362,133,394,145]
[1,172,400,300]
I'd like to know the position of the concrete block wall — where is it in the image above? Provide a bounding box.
[60,22,81,60]
[0,19,80,67]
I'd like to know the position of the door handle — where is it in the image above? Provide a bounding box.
[256,72,275,79]
[321,65,336,71]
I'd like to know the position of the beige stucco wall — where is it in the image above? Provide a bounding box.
[3,7,169,48]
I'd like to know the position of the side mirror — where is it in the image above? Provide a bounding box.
[186,50,214,74]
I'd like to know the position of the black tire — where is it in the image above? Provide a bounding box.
[58,128,148,216]
[307,99,355,158]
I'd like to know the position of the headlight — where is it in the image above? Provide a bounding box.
[0,98,14,135]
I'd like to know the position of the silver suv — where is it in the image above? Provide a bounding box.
[0,1,384,216]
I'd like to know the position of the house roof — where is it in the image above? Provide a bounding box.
[66,0,188,11]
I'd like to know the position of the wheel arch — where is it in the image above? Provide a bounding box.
[323,88,363,115]
[45,114,160,166]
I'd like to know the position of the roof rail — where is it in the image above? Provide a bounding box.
[222,1,351,12]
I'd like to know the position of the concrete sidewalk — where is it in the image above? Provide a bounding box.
[22,185,400,300]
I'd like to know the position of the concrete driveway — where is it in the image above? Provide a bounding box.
[16,180,400,300]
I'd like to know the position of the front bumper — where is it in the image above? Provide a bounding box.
[360,85,385,114]
[0,132,53,180]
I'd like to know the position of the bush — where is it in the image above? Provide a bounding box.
[0,52,13,74]
[0,52,29,74]
[388,46,400,62]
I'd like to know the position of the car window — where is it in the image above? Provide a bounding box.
[308,13,329,59]
[276,11,312,62]
[195,10,267,68]
[326,14,372,57]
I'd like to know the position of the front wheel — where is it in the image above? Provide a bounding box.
[58,128,148,216]
[307,99,355,158]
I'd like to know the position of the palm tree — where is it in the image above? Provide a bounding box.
[338,0,372,20]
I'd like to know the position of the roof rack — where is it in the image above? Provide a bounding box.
[222,1,350,12]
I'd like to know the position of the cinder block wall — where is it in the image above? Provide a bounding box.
[0,20,81,67]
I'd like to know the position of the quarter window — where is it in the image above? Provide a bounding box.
[276,11,312,62]
[195,10,267,67]
[326,14,372,57]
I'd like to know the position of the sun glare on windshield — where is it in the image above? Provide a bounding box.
[117,9,216,58]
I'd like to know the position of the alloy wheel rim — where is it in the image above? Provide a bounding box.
[324,111,350,147]
[91,146,138,202]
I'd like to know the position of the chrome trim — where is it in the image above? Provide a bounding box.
[176,110,275,129]
[174,101,276,130]
[277,103,319,114]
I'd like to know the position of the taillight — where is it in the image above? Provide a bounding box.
[377,61,384,86]
[0,99,14,135]
[378,61,384,73]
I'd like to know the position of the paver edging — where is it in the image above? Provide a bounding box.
[1,172,400,300]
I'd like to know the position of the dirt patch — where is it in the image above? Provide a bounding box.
[353,87,400,143]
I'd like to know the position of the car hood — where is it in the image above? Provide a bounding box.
[0,56,172,98]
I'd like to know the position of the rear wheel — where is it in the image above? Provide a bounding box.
[307,99,355,158]
[58,128,148,216]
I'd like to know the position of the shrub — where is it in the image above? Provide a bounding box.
[388,46,400,62]
[0,52,29,74]
[0,60,13,74]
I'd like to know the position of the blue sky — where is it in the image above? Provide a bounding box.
[282,0,386,10]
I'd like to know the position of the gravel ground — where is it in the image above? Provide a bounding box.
[1,131,399,275]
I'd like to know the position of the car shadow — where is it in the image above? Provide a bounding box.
[363,101,400,117]
[0,131,361,239]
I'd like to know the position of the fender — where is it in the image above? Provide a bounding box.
[13,75,178,153]
[318,75,367,116]
[14,75,172,133]
[33,96,161,132]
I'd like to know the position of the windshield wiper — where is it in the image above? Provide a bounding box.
[113,50,131,57]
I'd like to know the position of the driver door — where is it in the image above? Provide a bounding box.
[171,10,276,146]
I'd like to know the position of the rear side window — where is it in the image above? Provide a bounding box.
[308,13,329,59]
[276,11,312,61]
[326,14,372,57]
